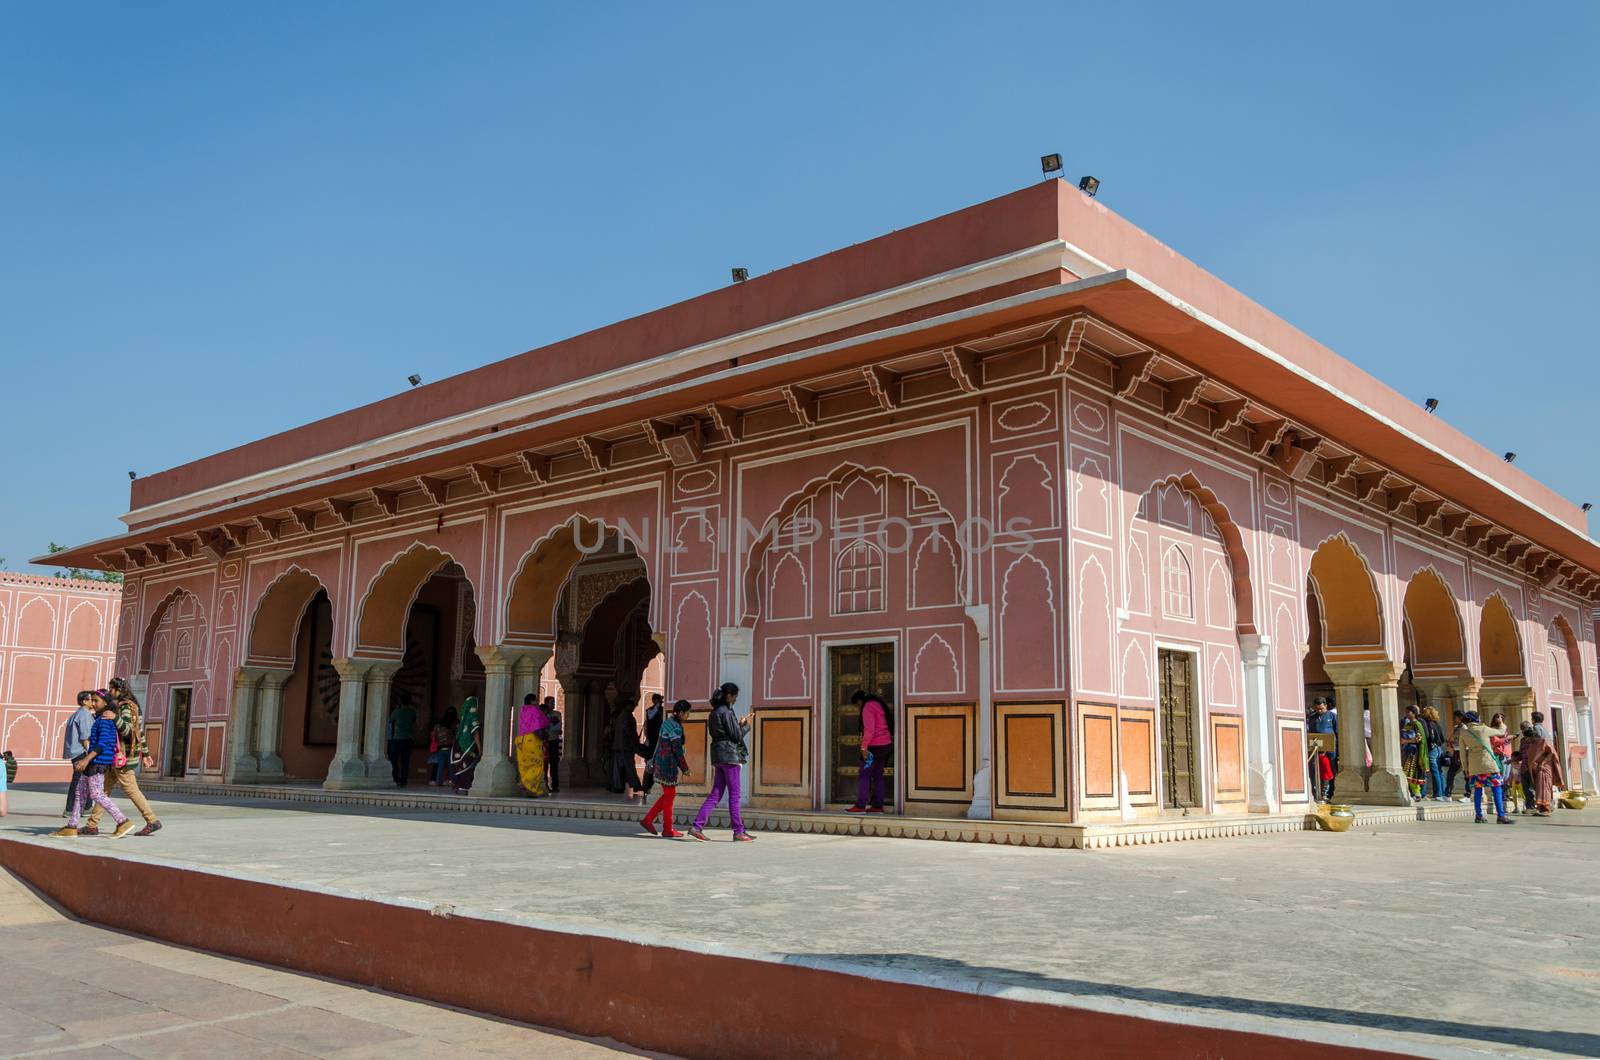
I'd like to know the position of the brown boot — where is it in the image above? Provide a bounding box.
[112,820,136,839]
[49,826,78,838]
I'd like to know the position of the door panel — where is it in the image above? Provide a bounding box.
[167,687,192,778]
[1158,650,1198,810]
[827,644,896,804]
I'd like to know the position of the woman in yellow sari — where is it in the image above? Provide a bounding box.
[514,693,549,797]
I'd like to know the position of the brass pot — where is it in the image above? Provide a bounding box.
[1558,791,1588,811]
[1316,804,1355,832]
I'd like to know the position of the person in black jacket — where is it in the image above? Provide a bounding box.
[688,683,753,842]
[640,693,665,794]
[608,697,645,796]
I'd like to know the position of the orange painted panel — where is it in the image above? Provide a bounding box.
[186,726,206,772]
[1120,716,1153,796]
[205,724,225,772]
[1280,727,1305,793]
[1003,714,1056,797]
[912,715,967,791]
[681,717,708,781]
[1082,714,1115,798]
[1213,720,1243,794]
[758,718,805,788]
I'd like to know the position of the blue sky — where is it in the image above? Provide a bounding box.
[2,3,1596,571]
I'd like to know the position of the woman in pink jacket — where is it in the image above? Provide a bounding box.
[847,690,894,814]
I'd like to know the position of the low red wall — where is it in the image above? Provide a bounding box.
[0,838,1399,1060]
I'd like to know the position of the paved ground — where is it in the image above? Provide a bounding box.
[1,786,1597,1058]
[0,844,654,1058]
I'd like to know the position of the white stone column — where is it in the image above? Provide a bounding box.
[470,645,519,797]
[1366,674,1411,805]
[324,658,371,789]
[1238,634,1279,814]
[964,604,993,820]
[718,627,754,807]
[225,667,263,782]
[1575,696,1598,793]
[254,669,291,779]
[1330,681,1367,801]
[362,662,402,780]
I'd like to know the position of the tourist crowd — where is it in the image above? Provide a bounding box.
[1306,695,1569,824]
[48,677,163,838]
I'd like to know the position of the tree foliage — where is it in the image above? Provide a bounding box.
[47,542,124,584]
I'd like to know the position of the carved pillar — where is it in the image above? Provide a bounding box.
[470,645,518,797]
[1329,681,1368,801]
[718,626,754,807]
[225,667,264,782]
[1366,674,1411,805]
[362,661,402,780]
[964,605,993,820]
[1238,634,1279,814]
[324,658,371,789]
[254,669,292,779]
[1575,696,1597,793]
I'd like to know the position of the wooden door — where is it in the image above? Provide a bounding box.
[1158,650,1198,810]
[167,687,192,778]
[827,644,896,804]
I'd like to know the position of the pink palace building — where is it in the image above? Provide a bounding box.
[43,181,1600,822]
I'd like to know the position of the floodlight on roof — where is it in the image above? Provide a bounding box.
[407,374,422,388]
[731,267,749,283]
[1078,176,1100,197]
[1040,153,1063,176]
[1424,398,1439,413]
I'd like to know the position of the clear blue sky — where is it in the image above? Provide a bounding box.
[3,3,1597,572]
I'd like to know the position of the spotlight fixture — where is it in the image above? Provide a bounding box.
[730,267,749,283]
[1423,398,1439,414]
[1503,452,1517,463]
[127,470,137,480]
[407,374,422,388]
[1584,502,1593,512]
[1040,153,1063,177]
[1078,175,1100,197]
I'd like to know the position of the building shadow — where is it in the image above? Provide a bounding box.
[788,952,1600,1057]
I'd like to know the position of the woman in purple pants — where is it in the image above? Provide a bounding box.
[689,683,753,843]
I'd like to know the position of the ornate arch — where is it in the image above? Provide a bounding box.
[1400,566,1468,677]
[1131,472,1257,635]
[504,516,649,646]
[355,542,477,658]
[138,587,208,673]
[245,566,330,668]
[1478,591,1526,682]
[1305,533,1385,660]
[1549,613,1585,698]
[740,461,966,626]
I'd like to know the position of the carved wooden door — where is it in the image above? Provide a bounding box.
[828,643,896,803]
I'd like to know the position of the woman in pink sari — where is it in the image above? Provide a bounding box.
[514,693,549,797]
[1518,728,1565,816]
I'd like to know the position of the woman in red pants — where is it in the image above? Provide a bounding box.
[641,699,693,837]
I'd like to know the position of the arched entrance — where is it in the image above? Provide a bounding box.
[1305,536,1408,804]
[1478,593,1532,730]
[229,567,335,783]
[332,546,483,790]
[1546,615,1587,788]
[1397,568,1472,799]
[504,518,661,795]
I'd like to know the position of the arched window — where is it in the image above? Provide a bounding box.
[834,539,885,615]
[1161,544,1194,621]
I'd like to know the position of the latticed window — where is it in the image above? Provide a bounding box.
[835,539,885,614]
[1161,544,1193,620]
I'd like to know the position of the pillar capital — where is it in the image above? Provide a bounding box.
[364,659,403,680]
[330,657,370,681]
[1575,695,1592,718]
[1322,659,1402,688]
[259,668,293,692]
[1237,633,1272,666]
[475,644,513,674]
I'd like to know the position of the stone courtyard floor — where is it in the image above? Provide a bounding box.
[1,785,1596,1058]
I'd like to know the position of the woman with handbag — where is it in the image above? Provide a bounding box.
[83,677,161,836]
[52,697,133,838]
[1456,711,1515,825]
[688,683,754,842]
